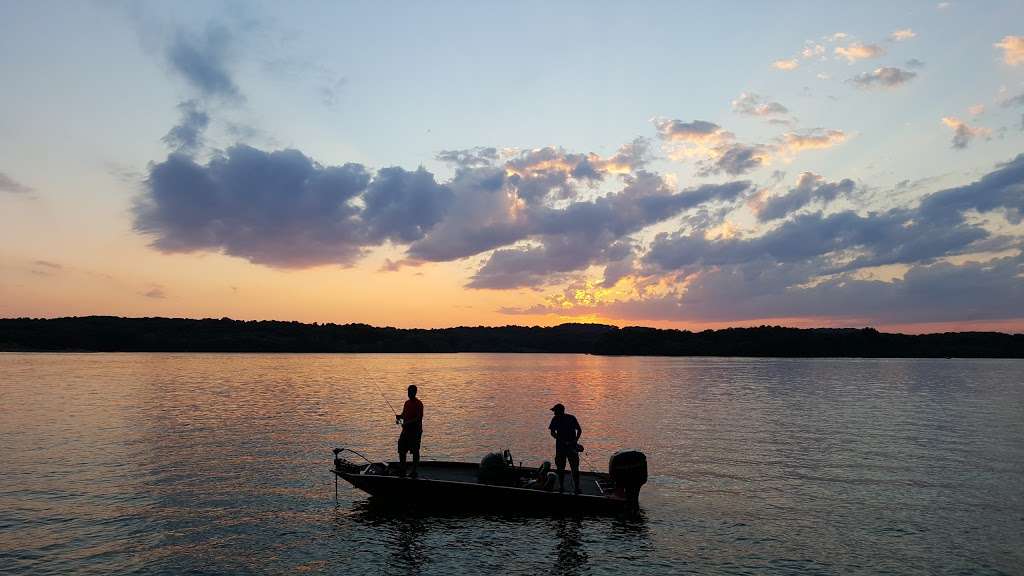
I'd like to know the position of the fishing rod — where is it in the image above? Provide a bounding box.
[370,379,400,425]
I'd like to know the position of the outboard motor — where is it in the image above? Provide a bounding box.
[609,450,647,510]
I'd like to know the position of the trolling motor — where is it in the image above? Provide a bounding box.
[333,447,367,474]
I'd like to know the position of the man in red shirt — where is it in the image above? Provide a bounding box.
[395,385,424,478]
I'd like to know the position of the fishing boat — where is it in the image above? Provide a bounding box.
[331,448,648,515]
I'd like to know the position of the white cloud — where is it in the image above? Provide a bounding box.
[995,36,1024,65]
[835,42,885,63]
[889,29,916,41]
[802,43,825,59]
[772,58,799,70]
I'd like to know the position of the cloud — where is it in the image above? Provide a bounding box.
[802,43,826,59]
[436,147,499,168]
[142,285,167,299]
[0,172,33,194]
[776,129,847,155]
[696,143,769,176]
[653,119,730,143]
[731,92,789,117]
[567,255,1023,325]
[906,58,926,69]
[889,29,916,41]
[772,59,799,70]
[467,178,753,288]
[362,167,453,244]
[655,118,846,176]
[942,117,991,149]
[512,155,1024,325]
[135,145,373,267]
[835,42,885,63]
[161,100,210,153]
[757,172,855,221]
[1001,91,1024,108]
[850,67,917,88]
[917,153,1024,225]
[33,260,62,269]
[995,35,1024,65]
[968,104,986,116]
[320,76,348,107]
[166,24,240,99]
[590,138,650,175]
[379,258,426,272]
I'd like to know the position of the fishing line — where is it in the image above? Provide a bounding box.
[370,379,400,424]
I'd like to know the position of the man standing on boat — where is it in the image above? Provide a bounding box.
[549,403,582,494]
[396,385,423,478]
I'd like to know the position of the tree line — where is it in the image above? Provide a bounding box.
[0,316,1021,357]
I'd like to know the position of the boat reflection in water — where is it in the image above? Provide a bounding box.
[340,496,654,576]
[332,447,648,515]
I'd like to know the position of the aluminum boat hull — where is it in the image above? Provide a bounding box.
[332,460,635,515]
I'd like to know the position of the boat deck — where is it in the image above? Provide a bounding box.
[391,460,611,496]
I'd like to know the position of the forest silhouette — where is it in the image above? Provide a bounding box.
[1,316,1021,357]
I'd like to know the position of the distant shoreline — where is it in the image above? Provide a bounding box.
[1,316,1021,358]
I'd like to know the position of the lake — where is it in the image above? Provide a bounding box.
[1,353,1022,575]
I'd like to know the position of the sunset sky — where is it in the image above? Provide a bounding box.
[1,1,1022,333]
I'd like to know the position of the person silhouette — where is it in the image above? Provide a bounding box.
[548,403,582,494]
[395,385,423,478]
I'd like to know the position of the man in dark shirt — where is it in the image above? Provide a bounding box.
[396,385,423,478]
[548,403,582,494]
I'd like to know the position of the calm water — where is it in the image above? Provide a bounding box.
[1,353,1022,575]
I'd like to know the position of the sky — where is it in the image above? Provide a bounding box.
[1,0,1022,333]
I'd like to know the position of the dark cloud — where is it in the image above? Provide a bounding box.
[758,172,855,221]
[161,100,209,153]
[142,286,167,299]
[646,208,987,274]
[468,178,752,289]
[362,167,453,244]
[850,67,917,88]
[917,153,1024,225]
[579,155,1024,323]
[697,144,766,176]
[905,58,926,69]
[590,255,1024,325]
[33,260,61,269]
[167,24,240,99]
[517,155,1024,324]
[0,172,33,194]
[135,145,372,267]
[406,166,521,262]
